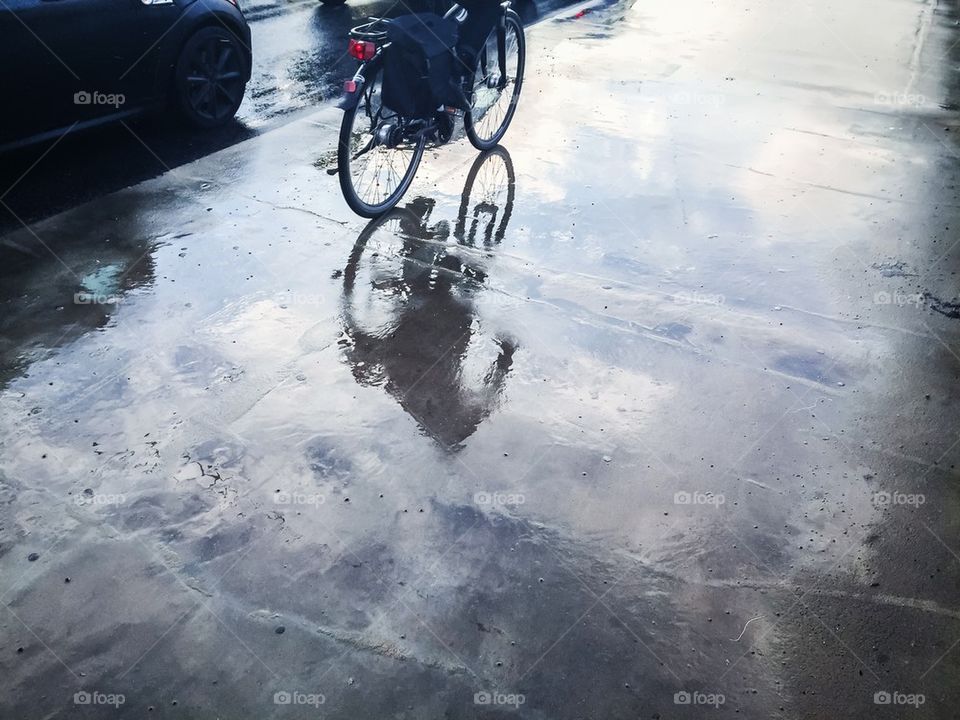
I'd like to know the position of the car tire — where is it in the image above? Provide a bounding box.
[175,26,247,129]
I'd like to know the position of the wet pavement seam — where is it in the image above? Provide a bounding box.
[302,513,489,688]
[516,514,686,682]
[717,526,876,682]
[107,520,285,681]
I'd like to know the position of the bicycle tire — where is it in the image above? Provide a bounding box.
[338,63,427,218]
[464,11,525,151]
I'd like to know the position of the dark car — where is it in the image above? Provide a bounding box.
[0,0,252,152]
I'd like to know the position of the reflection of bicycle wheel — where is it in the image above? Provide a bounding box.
[455,146,515,246]
[341,204,447,340]
[339,203,516,448]
[343,208,416,295]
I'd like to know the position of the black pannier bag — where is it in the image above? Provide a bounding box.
[383,13,460,118]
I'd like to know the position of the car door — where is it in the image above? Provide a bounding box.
[0,0,68,145]
[0,0,180,145]
[72,0,183,108]
[42,0,182,123]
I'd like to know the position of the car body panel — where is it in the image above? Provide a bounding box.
[0,0,251,152]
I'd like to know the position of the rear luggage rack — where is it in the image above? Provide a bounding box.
[349,17,390,42]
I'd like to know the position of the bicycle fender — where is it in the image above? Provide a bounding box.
[337,75,366,111]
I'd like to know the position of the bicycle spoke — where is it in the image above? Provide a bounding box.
[469,19,523,144]
[343,71,420,209]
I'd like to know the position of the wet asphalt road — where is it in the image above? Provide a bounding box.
[2,0,960,718]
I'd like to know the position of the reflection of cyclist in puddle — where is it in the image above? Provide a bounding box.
[340,147,516,448]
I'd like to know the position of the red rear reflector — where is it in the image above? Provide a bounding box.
[348,39,376,61]
[344,80,357,93]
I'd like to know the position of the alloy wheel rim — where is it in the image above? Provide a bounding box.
[185,38,244,121]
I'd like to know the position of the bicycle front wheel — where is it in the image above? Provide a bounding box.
[464,12,525,151]
[338,63,426,218]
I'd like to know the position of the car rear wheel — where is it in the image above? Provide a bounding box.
[175,27,247,128]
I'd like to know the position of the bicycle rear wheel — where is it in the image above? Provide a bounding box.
[338,63,426,218]
[464,12,525,151]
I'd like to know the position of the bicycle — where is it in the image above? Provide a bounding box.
[336,2,525,217]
